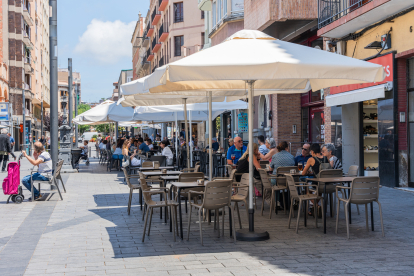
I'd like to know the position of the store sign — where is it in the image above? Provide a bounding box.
[238,112,248,133]
[0,103,9,121]
[330,53,393,95]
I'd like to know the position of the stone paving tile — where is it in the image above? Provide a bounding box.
[1,148,414,275]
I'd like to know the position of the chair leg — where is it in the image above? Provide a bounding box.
[216,209,220,238]
[314,200,318,228]
[148,207,154,236]
[376,201,385,237]
[54,179,63,200]
[335,198,340,234]
[296,200,302,234]
[172,206,176,242]
[142,206,150,242]
[187,202,193,241]
[221,207,225,238]
[329,193,333,218]
[128,188,133,215]
[230,205,236,243]
[139,188,143,210]
[261,190,265,216]
[235,202,242,229]
[142,204,147,221]
[175,206,179,235]
[269,190,274,219]
[288,199,294,229]
[185,198,188,213]
[198,209,203,246]
[357,204,360,215]
[365,203,369,231]
[59,176,66,193]
[244,200,249,225]
[344,202,350,239]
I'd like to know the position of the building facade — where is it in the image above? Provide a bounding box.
[57,68,81,118]
[318,0,414,187]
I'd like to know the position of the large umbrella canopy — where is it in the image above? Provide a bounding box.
[144,30,384,94]
[133,29,386,241]
[133,99,247,122]
[73,100,135,125]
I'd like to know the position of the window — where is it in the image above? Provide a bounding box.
[201,32,205,45]
[174,2,183,23]
[174,36,184,56]
[201,10,204,19]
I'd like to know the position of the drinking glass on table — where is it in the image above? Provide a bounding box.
[298,163,303,171]
[231,154,236,163]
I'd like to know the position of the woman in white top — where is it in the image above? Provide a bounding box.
[160,140,174,166]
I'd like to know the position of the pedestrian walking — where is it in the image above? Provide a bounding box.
[0,129,16,172]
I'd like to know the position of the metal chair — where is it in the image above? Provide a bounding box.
[31,160,65,201]
[258,169,286,218]
[187,179,235,245]
[122,168,142,215]
[231,173,249,229]
[286,175,324,233]
[335,177,384,239]
[315,169,343,217]
[139,176,178,242]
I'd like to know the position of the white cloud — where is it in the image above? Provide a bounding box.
[75,19,135,64]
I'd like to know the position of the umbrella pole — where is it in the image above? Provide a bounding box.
[208,91,213,181]
[184,99,190,169]
[175,112,178,165]
[189,110,193,167]
[236,80,269,241]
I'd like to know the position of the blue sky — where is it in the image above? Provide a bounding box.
[57,0,149,102]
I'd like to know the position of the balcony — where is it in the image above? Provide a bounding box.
[23,33,34,49]
[24,57,34,74]
[146,48,154,62]
[60,96,68,102]
[151,9,161,25]
[181,45,203,57]
[318,0,414,38]
[159,0,168,12]
[22,3,34,26]
[24,83,31,91]
[147,26,154,37]
[152,38,161,53]
[159,24,169,43]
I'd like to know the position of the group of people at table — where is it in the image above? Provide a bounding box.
[226,135,342,184]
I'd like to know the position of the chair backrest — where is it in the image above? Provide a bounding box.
[258,169,272,189]
[236,173,249,199]
[194,164,200,172]
[259,160,269,169]
[202,180,232,210]
[318,169,343,178]
[142,161,153,167]
[276,166,298,175]
[229,169,236,181]
[348,165,359,177]
[138,177,155,204]
[121,168,134,189]
[150,155,166,167]
[350,177,380,204]
[286,174,300,199]
[179,172,205,182]
[54,160,64,181]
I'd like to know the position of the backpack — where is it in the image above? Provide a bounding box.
[2,161,20,195]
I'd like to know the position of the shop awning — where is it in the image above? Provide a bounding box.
[325,84,386,107]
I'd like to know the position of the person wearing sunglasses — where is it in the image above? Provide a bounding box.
[227,136,246,166]
[294,143,311,168]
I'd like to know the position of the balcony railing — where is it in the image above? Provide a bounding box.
[159,23,169,42]
[151,9,161,25]
[60,96,68,102]
[318,0,372,29]
[152,38,161,53]
[24,57,31,64]
[24,83,30,90]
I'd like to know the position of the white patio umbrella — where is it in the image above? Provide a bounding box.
[137,30,386,241]
[72,100,135,125]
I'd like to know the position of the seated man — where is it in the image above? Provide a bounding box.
[79,140,90,164]
[21,142,53,201]
[137,138,150,154]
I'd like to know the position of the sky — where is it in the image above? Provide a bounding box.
[57,0,149,102]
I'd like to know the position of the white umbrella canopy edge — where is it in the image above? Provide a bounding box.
[73,101,135,124]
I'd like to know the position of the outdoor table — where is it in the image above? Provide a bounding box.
[160,175,209,182]
[138,166,174,171]
[142,171,181,177]
[306,176,374,234]
[168,181,233,240]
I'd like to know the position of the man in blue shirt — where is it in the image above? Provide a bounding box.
[294,143,311,167]
[227,136,247,165]
[8,133,15,151]
[137,138,150,153]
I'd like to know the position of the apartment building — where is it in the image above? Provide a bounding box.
[317,0,414,187]
[112,82,119,101]
[57,69,81,116]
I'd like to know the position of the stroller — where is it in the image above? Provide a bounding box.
[2,154,24,204]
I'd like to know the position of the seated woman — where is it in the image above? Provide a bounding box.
[235,143,262,182]
[301,143,325,180]
[259,138,278,161]
[160,140,174,166]
[322,143,342,169]
[269,141,295,185]
[112,139,124,167]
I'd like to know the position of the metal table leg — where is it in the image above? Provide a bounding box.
[169,187,173,232]
[178,188,183,239]
[323,183,327,234]
[348,181,352,224]
[229,206,232,236]
[370,202,374,231]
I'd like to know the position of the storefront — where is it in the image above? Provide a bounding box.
[326,52,398,187]
[301,90,325,144]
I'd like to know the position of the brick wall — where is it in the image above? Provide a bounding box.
[397,58,407,151]
[272,93,302,152]
[323,88,332,144]
[10,93,22,115]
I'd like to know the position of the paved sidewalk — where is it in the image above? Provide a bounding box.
[0,148,413,276]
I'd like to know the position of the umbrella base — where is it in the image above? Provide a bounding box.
[236,229,269,241]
